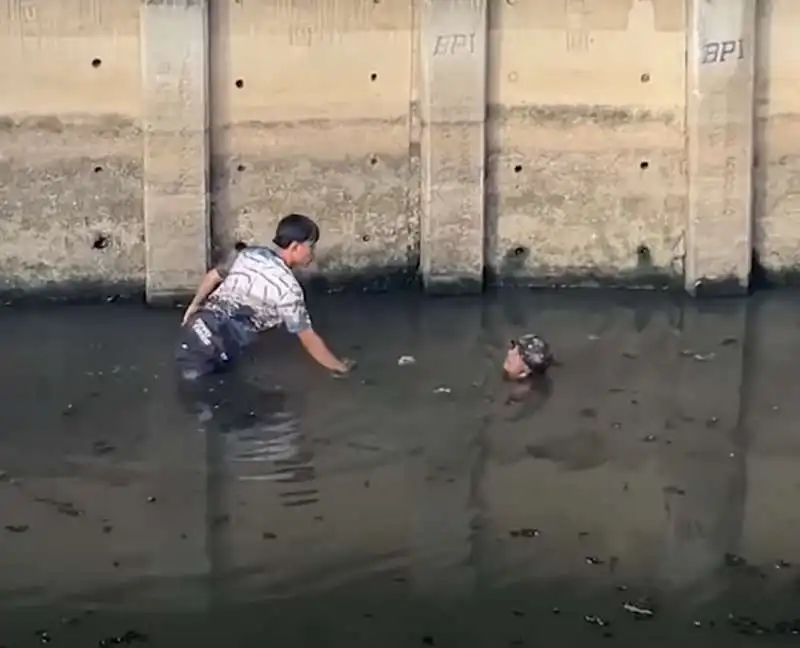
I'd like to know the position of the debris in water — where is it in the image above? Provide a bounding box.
[622,352,637,360]
[588,334,600,341]
[551,607,561,615]
[693,352,716,362]
[578,531,590,539]
[584,615,609,627]
[663,485,686,496]
[616,584,628,592]
[693,620,702,628]
[705,417,719,428]
[422,635,435,645]
[585,556,604,565]
[775,559,791,569]
[62,403,75,416]
[98,630,149,647]
[92,440,116,456]
[611,421,622,429]
[102,524,113,534]
[720,336,738,346]
[397,355,416,366]
[36,630,51,643]
[0,470,8,482]
[262,532,277,540]
[724,552,747,567]
[623,601,654,618]
[512,609,525,617]
[146,496,156,503]
[641,434,657,443]
[5,524,29,533]
[433,386,451,394]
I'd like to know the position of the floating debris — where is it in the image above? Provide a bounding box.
[623,601,654,618]
[641,434,658,443]
[588,334,601,341]
[724,552,747,567]
[585,556,604,566]
[551,607,561,615]
[433,386,451,394]
[146,496,156,503]
[663,485,686,496]
[775,559,791,569]
[705,417,720,428]
[616,584,629,592]
[397,355,416,366]
[5,524,29,533]
[35,630,51,644]
[584,615,609,627]
[508,528,539,538]
[693,352,716,362]
[98,630,149,646]
[720,337,738,346]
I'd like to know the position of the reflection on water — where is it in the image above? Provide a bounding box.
[2,293,800,645]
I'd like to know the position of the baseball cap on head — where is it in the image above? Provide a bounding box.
[273,213,320,249]
[511,334,553,373]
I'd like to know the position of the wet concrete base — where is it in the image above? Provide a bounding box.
[2,292,800,645]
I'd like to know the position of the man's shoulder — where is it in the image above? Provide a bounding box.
[237,246,302,293]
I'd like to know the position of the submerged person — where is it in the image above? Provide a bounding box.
[175,213,355,381]
[500,334,555,419]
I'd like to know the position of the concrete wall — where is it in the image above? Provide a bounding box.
[0,0,798,300]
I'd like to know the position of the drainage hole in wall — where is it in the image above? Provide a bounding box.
[92,234,110,250]
[362,234,371,242]
[234,240,248,251]
[640,160,649,170]
[370,72,378,82]
[640,73,650,83]
[235,79,244,89]
[237,163,246,172]
[636,244,652,264]
[513,246,527,257]
[93,165,103,173]
[513,164,522,173]
[91,58,102,68]
[370,156,378,166]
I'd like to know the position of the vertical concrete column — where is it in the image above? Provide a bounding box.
[685,0,756,296]
[419,0,487,294]
[141,0,211,303]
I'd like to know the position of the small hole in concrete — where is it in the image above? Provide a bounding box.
[93,166,103,173]
[235,79,244,88]
[370,72,377,81]
[92,234,110,250]
[362,234,371,242]
[513,246,526,257]
[91,58,102,68]
[514,164,522,173]
[640,73,650,83]
[370,156,378,165]
[237,163,246,172]
[636,244,652,263]
[234,241,248,251]
[640,160,649,170]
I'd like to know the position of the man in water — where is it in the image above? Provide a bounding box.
[503,334,554,381]
[176,213,354,380]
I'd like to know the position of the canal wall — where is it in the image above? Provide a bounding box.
[0,0,798,301]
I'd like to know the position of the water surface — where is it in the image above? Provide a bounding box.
[2,292,800,646]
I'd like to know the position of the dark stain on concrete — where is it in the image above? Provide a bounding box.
[488,104,680,128]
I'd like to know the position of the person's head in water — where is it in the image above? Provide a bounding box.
[273,213,319,269]
[503,334,553,381]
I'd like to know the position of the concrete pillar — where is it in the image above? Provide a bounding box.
[685,0,756,296]
[420,0,487,295]
[141,0,211,303]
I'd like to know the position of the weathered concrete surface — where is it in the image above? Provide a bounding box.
[685,0,755,296]
[0,1,143,298]
[753,0,800,282]
[419,0,486,294]
[2,0,800,298]
[141,0,211,302]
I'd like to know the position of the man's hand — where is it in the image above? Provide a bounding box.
[181,303,199,326]
[331,357,357,378]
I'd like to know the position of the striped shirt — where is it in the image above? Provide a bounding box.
[202,245,312,348]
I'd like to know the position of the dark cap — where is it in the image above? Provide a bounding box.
[511,334,553,373]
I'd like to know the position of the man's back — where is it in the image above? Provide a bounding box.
[204,245,306,340]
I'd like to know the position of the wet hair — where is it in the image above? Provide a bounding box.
[511,334,554,375]
[273,213,320,249]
